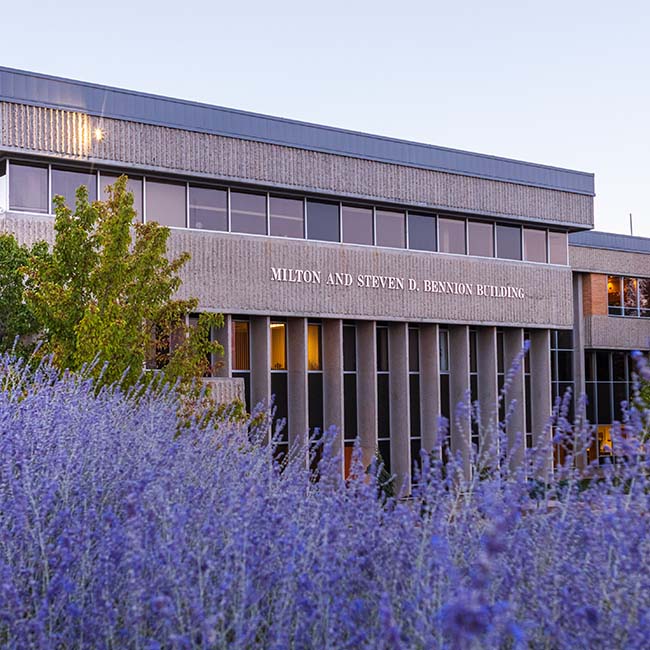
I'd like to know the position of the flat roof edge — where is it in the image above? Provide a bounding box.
[0,66,595,196]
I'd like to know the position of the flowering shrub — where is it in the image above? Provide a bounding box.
[1,353,650,649]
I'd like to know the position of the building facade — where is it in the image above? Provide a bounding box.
[0,68,648,486]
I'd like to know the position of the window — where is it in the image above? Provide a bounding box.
[343,323,358,477]
[307,323,324,471]
[608,275,650,318]
[270,196,304,238]
[231,191,267,235]
[270,321,288,460]
[308,323,322,370]
[232,319,251,409]
[52,168,97,208]
[496,224,522,260]
[342,205,373,245]
[468,221,494,257]
[375,209,405,248]
[270,322,287,370]
[640,279,650,318]
[623,278,638,316]
[307,200,339,242]
[146,180,186,227]
[100,173,143,221]
[409,327,422,468]
[9,162,48,213]
[523,228,547,263]
[376,325,390,474]
[439,328,451,462]
[189,186,227,231]
[608,276,622,315]
[439,218,466,254]
[407,213,436,252]
[548,231,568,265]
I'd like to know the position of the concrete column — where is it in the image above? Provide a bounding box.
[449,325,471,480]
[572,273,586,398]
[530,329,553,479]
[287,318,308,462]
[322,319,344,476]
[503,328,526,471]
[356,320,377,470]
[477,326,499,470]
[213,314,232,378]
[420,323,440,455]
[389,322,410,494]
[250,315,271,412]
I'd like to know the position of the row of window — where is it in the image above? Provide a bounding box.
[607,275,650,318]
[2,160,569,264]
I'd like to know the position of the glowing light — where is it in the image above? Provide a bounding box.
[94,128,105,142]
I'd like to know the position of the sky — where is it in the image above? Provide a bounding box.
[3,0,650,236]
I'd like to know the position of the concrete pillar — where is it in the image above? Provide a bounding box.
[530,329,553,479]
[449,325,471,480]
[572,273,586,398]
[389,322,410,494]
[287,318,308,461]
[356,320,377,469]
[213,313,232,378]
[503,328,526,471]
[420,323,440,455]
[250,315,271,414]
[322,319,344,476]
[477,326,499,470]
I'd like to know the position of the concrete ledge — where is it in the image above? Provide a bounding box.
[202,377,245,405]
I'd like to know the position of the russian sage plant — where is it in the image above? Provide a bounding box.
[0,352,649,649]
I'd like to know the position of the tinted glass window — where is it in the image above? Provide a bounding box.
[146,180,186,227]
[270,322,287,370]
[231,191,266,235]
[9,162,48,213]
[407,213,436,251]
[232,321,250,370]
[408,327,419,372]
[608,276,622,315]
[376,209,405,248]
[189,186,227,231]
[270,196,303,238]
[439,218,466,254]
[639,279,650,317]
[343,325,356,371]
[52,168,97,208]
[548,231,568,265]
[100,173,143,221]
[496,224,522,260]
[342,205,373,245]
[468,221,493,257]
[439,329,449,372]
[343,374,357,438]
[523,228,547,263]
[376,327,389,372]
[307,200,339,242]
[307,323,322,370]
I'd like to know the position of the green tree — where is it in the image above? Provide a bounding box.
[24,175,223,388]
[0,234,47,355]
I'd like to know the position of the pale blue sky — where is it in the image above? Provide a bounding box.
[4,0,650,236]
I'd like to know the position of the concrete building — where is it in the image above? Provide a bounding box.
[0,67,648,486]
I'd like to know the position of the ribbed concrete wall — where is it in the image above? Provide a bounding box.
[570,245,650,277]
[1,212,574,327]
[584,315,650,350]
[203,377,245,405]
[1,102,593,228]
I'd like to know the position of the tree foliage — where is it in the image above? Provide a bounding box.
[0,234,46,355]
[23,175,223,387]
